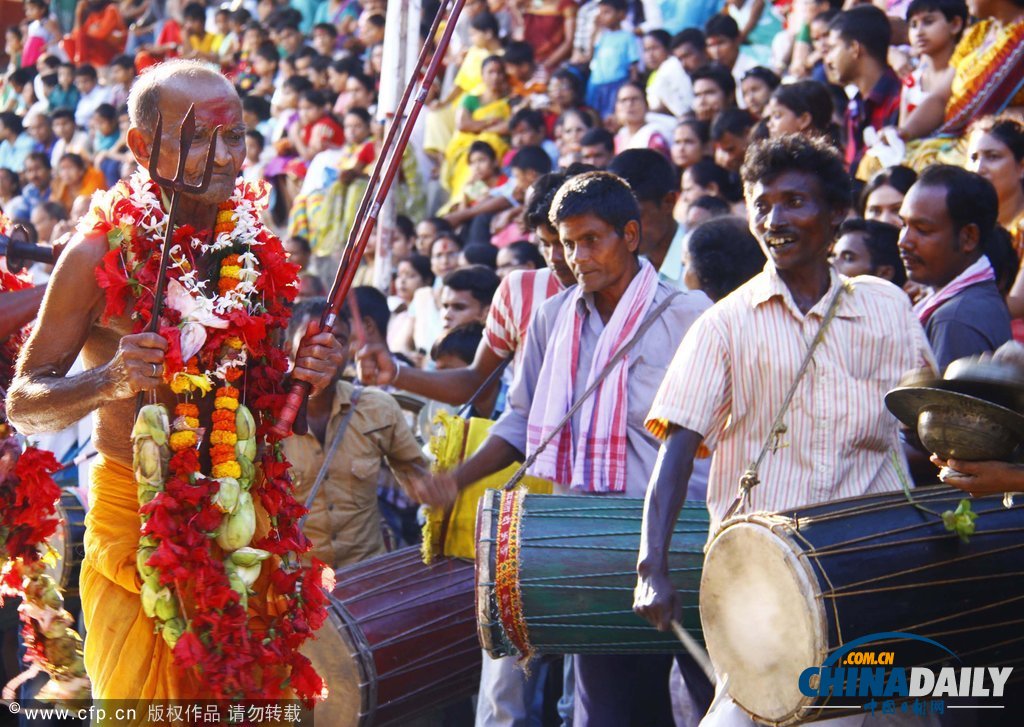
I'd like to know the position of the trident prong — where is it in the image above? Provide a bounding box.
[136,104,222,413]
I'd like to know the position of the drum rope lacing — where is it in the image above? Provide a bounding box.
[723,282,850,521]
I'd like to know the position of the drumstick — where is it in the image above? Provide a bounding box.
[670,619,715,681]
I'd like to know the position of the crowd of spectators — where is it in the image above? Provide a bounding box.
[1,0,1023,402]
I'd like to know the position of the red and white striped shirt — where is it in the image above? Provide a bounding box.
[646,266,936,533]
[484,268,564,365]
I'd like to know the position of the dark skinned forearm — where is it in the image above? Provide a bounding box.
[638,426,703,577]
[0,286,45,341]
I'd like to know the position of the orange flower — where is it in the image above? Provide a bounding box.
[211,444,235,465]
[212,410,234,424]
[224,367,244,383]
[222,254,240,267]
[212,419,234,432]
[217,386,239,399]
[218,279,239,295]
[176,403,200,418]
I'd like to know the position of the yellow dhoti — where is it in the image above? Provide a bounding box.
[81,456,192,700]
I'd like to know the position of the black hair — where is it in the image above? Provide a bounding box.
[690,194,732,217]
[986,226,1020,297]
[468,139,498,161]
[691,63,736,102]
[741,66,781,91]
[353,285,391,335]
[677,118,711,145]
[422,215,456,237]
[916,165,1000,252]
[771,81,835,133]
[859,165,918,215]
[644,29,672,49]
[705,14,741,40]
[94,102,118,122]
[38,200,68,222]
[284,74,314,94]
[59,152,86,170]
[504,240,547,269]
[598,0,628,11]
[232,8,253,25]
[549,171,641,237]
[526,171,570,230]
[481,54,506,73]
[74,64,98,81]
[442,265,500,305]
[288,235,311,253]
[837,218,906,287]
[828,5,891,65]
[50,108,74,123]
[905,0,968,27]
[309,54,331,74]
[550,69,583,103]
[398,253,435,285]
[330,56,361,75]
[580,127,615,152]
[431,322,484,365]
[711,108,756,141]
[608,149,677,201]
[503,41,535,66]
[24,150,50,170]
[0,112,23,135]
[811,9,840,27]
[687,158,740,202]
[396,214,416,240]
[510,146,553,175]
[345,106,372,126]
[558,108,596,132]
[241,94,272,121]
[255,40,280,63]
[245,129,265,149]
[688,217,766,301]
[110,55,136,72]
[970,115,1024,164]
[300,89,328,107]
[460,242,499,268]
[510,107,546,133]
[183,2,207,22]
[671,28,706,52]
[469,11,500,37]
[431,231,464,256]
[741,135,852,213]
[314,22,339,38]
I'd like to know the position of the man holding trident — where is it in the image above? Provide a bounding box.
[6,60,349,703]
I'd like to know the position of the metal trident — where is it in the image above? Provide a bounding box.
[136,105,221,411]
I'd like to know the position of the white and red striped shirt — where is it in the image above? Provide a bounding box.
[484,268,564,365]
[646,266,936,533]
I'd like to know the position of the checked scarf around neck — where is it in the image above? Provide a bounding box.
[525,259,659,493]
[913,256,995,325]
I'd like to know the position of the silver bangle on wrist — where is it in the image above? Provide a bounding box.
[391,355,403,385]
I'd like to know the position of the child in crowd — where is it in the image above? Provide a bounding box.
[440,140,507,217]
[584,0,639,121]
[898,0,967,141]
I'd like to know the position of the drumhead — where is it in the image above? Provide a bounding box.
[301,602,371,727]
[474,489,505,658]
[701,519,826,726]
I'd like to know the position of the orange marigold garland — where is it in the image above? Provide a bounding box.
[86,171,330,703]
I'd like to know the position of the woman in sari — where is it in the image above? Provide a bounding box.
[442,55,511,200]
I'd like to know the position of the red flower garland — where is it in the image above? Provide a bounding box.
[86,173,328,703]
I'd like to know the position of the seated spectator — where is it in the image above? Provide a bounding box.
[680,158,741,219]
[670,119,710,178]
[555,108,596,168]
[711,108,756,173]
[61,0,126,67]
[496,240,547,278]
[671,27,709,74]
[764,81,837,143]
[705,14,760,101]
[738,66,780,119]
[49,108,88,168]
[415,216,456,256]
[643,29,693,118]
[389,253,434,357]
[51,152,105,210]
[860,165,918,228]
[503,41,547,102]
[612,82,673,158]
[73,64,112,129]
[579,127,615,169]
[506,108,558,168]
[440,265,501,332]
[966,115,1024,256]
[30,199,68,246]
[0,112,34,173]
[0,168,20,212]
[48,63,80,113]
[684,194,733,229]
[832,218,906,286]
[89,103,123,187]
[690,63,736,122]
[489,146,554,247]
[522,0,577,72]
[725,0,784,69]
[6,151,52,221]
[430,322,499,416]
[180,2,224,63]
[106,54,136,109]
[410,233,465,358]
[23,109,54,159]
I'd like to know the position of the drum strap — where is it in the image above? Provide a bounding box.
[299,387,362,530]
[722,281,851,521]
[503,291,681,491]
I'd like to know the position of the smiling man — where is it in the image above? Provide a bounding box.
[898,165,1011,370]
[634,135,934,727]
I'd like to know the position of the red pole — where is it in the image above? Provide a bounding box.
[272,0,467,437]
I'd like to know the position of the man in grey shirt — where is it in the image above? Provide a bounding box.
[898,165,1011,371]
[419,172,712,725]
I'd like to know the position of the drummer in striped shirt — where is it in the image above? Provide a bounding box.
[634,135,935,727]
